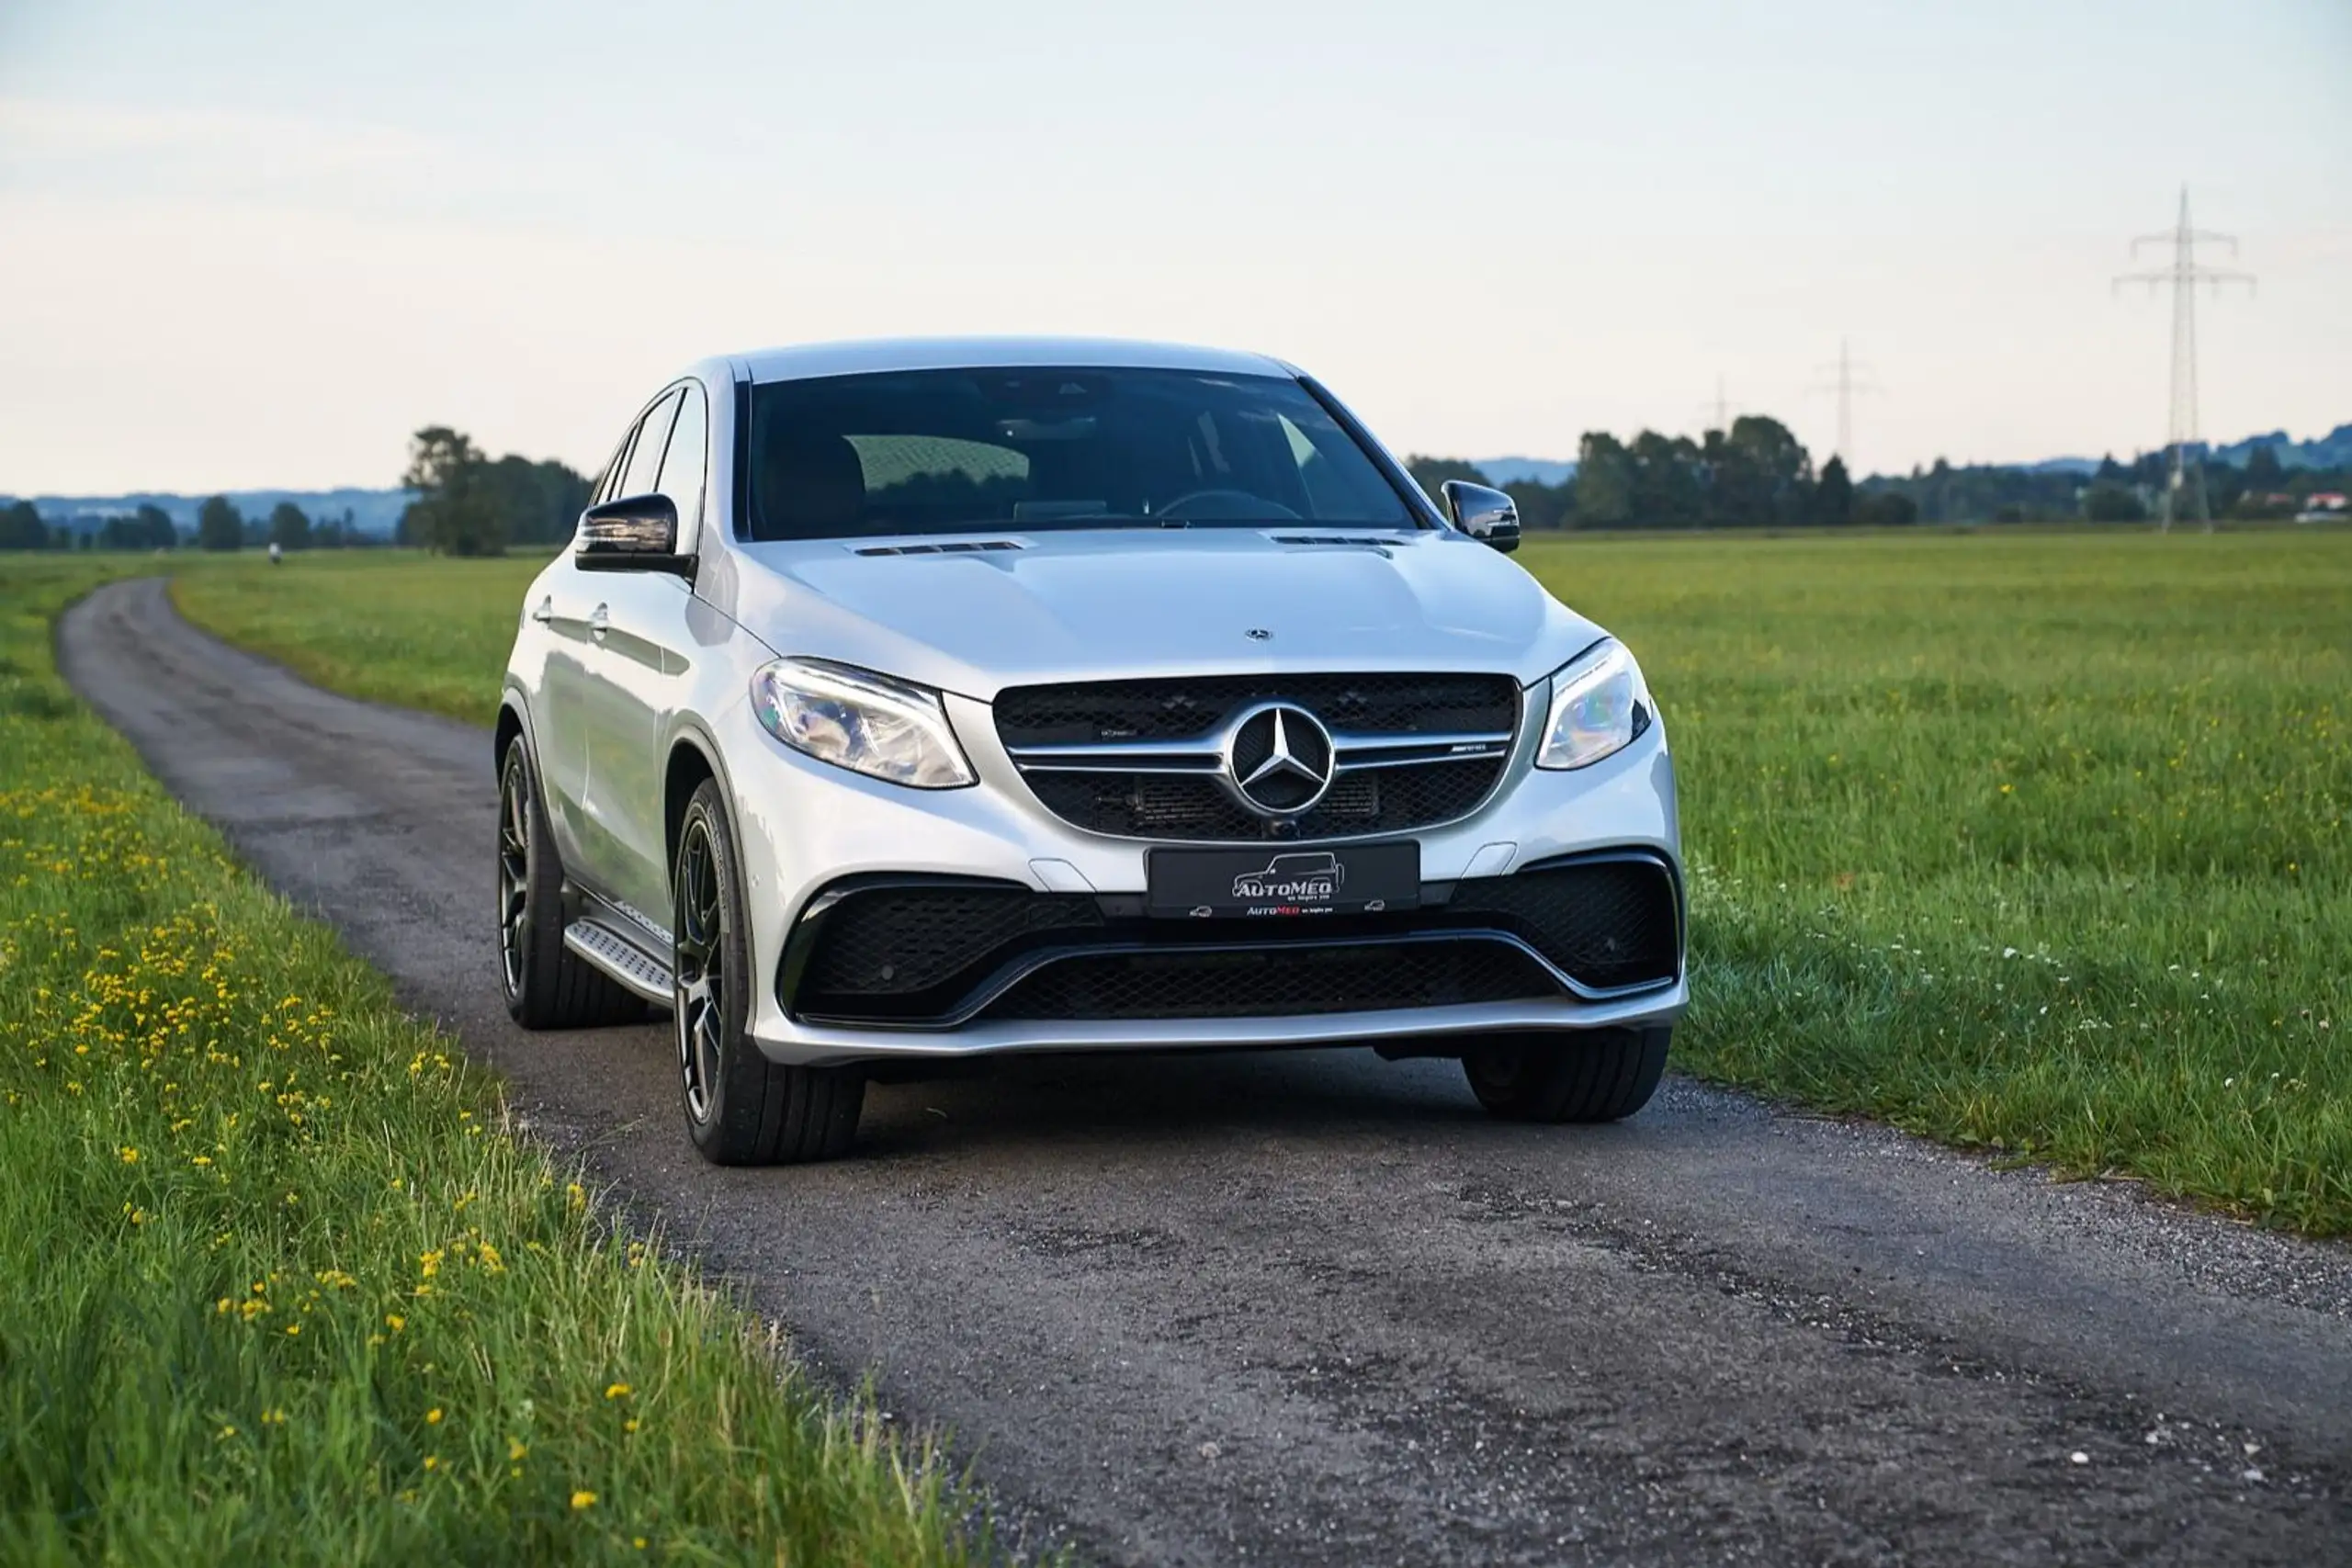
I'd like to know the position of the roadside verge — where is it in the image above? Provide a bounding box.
[0,561,990,1563]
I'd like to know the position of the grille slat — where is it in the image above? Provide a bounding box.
[981,942,1559,1021]
[996,672,1519,840]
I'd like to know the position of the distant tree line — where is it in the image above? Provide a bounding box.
[1408,421,2350,530]
[3,422,586,556]
[1409,417,1892,531]
[397,427,589,557]
[1865,442,2352,525]
[0,496,370,552]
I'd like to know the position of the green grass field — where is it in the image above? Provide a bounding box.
[169,532,2352,1235]
[1,558,988,1562]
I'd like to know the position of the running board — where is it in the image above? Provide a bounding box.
[563,918,673,1004]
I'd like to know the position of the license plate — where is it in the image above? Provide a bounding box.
[1146,841,1421,919]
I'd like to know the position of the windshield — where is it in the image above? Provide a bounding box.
[744,367,1416,541]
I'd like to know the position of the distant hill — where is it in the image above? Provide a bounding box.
[1,488,414,537]
[2201,423,2352,470]
[1473,456,1577,487]
[2003,424,2350,479]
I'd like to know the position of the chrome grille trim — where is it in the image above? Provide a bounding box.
[1005,729,1514,774]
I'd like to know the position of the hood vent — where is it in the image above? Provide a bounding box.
[1268,533,1398,548]
[853,539,1025,557]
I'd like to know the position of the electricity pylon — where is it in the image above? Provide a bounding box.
[2115,186,2255,531]
[1807,339,1883,472]
[1692,375,1735,435]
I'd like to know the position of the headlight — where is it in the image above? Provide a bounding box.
[749,659,975,789]
[1535,639,1652,771]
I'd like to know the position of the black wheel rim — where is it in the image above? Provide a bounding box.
[496,752,531,997]
[673,817,725,1124]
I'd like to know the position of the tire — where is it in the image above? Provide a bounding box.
[1462,1026,1672,1123]
[498,735,644,1030]
[672,779,865,1165]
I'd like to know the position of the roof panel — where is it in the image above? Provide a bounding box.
[734,336,1294,383]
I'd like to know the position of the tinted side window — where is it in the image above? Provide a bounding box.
[619,389,682,501]
[655,386,707,537]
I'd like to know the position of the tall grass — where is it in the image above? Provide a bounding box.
[1521,529,2349,1230]
[0,558,990,1563]
[172,553,544,726]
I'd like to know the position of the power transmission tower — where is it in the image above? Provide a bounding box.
[1807,339,1883,472]
[1692,375,1734,435]
[2115,186,2255,531]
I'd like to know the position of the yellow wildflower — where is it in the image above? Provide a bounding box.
[571,1491,597,1510]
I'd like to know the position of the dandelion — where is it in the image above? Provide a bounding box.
[385,1314,406,1333]
[509,1438,528,1461]
[119,1145,139,1163]
[571,1490,597,1511]
[424,1455,440,1472]
[426,1407,443,1425]
[605,1382,632,1400]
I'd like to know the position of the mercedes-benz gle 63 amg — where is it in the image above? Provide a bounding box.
[497,338,1685,1163]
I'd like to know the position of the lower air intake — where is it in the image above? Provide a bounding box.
[980,939,1561,1021]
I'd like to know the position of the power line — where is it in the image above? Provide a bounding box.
[2114,186,2255,532]
[1806,339,1883,472]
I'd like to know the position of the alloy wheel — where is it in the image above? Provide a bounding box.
[496,750,532,997]
[673,817,726,1124]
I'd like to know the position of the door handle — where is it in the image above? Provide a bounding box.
[530,596,554,624]
[588,604,610,640]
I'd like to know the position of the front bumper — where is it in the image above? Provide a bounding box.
[722,683,1684,1067]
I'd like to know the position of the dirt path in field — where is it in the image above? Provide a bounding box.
[60,576,2352,1564]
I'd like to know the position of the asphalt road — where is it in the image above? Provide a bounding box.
[59,577,2352,1565]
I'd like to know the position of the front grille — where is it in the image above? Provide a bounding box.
[1449,856,1680,992]
[1021,759,1499,842]
[995,672,1521,841]
[980,940,1560,1021]
[780,855,1679,1028]
[994,672,1520,747]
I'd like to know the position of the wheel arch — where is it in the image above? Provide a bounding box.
[495,686,533,773]
[662,726,732,871]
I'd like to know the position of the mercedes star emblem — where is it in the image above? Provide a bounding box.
[1223,703,1336,817]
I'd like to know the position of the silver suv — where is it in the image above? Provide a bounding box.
[498,338,1685,1163]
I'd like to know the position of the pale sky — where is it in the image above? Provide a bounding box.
[2,0,2346,493]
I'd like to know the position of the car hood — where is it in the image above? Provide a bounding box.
[717,528,1605,697]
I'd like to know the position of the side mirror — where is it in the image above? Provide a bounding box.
[1439,480,1521,553]
[576,493,692,576]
